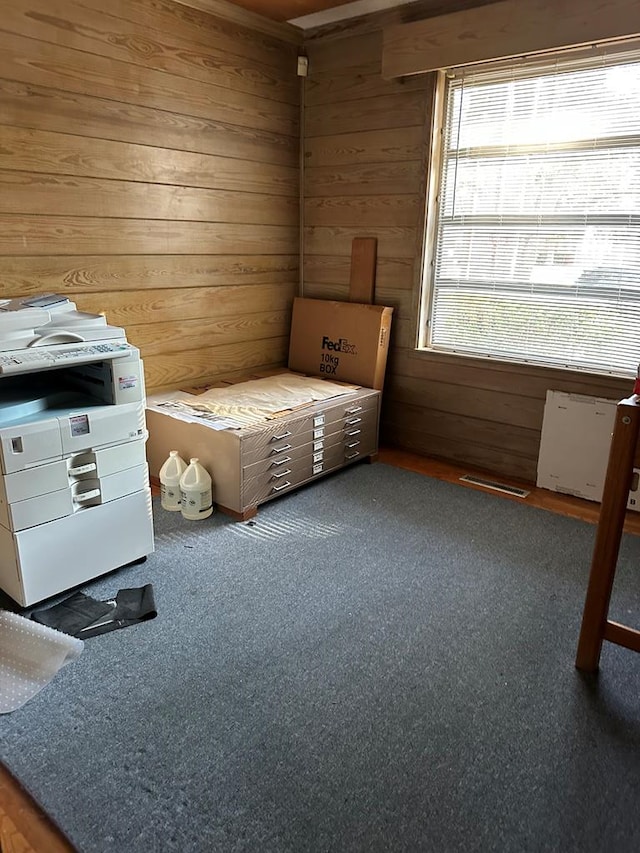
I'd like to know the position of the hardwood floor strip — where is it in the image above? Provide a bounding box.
[0,765,75,853]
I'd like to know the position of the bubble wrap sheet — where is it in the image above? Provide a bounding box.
[0,610,83,714]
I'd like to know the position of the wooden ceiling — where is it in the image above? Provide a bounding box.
[222,0,369,22]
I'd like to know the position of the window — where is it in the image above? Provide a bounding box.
[420,46,640,376]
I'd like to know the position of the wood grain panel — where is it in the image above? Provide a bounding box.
[0,215,298,256]
[389,316,418,347]
[305,91,429,137]
[379,422,539,482]
[304,194,420,227]
[0,171,298,226]
[305,161,424,196]
[305,225,418,259]
[303,255,415,289]
[0,0,298,404]
[305,65,429,107]
[0,79,298,167]
[76,283,297,325]
[305,31,383,70]
[383,401,541,458]
[89,0,301,63]
[1,255,299,294]
[389,348,633,402]
[128,309,291,355]
[0,127,297,196]
[0,31,298,136]
[3,0,299,104]
[304,127,424,167]
[299,282,414,318]
[144,335,289,391]
[385,374,545,430]
[383,0,640,79]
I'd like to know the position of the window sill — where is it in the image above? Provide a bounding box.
[410,346,635,384]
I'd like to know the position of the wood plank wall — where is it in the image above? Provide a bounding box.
[302,1,634,483]
[0,0,301,392]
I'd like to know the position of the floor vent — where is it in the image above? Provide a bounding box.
[459,474,530,498]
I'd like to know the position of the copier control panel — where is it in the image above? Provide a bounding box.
[0,342,134,374]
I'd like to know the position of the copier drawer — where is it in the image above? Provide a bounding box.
[61,437,148,482]
[0,437,148,505]
[0,489,154,607]
[59,402,146,454]
[6,488,74,531]
[3,463,149,532]
[0,419,63,475]
[0,402,146,474]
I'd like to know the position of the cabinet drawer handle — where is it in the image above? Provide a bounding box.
[345,417,362,426]
[271,481,291,492]
[270,443,292,454]
[74,488,101,504]
[345,451,360,460]
[271,469,291,479]
[345,429,361,437]
[345,406,363,415]
[68,462,97,476]
[270,431,292,441]
[346,441,361,449]
[270,456,292,467]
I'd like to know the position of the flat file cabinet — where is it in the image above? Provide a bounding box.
[146,385,380,520]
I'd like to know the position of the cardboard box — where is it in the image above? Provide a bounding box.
[536,390,640,510]
[288,298,393,390]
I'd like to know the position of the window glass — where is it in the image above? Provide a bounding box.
[423,47,640,375]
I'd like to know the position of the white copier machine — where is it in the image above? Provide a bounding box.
[0,293,154,607]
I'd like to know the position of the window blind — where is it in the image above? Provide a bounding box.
[426,46,640,376]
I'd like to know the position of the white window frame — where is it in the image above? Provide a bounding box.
[418,43,640,378]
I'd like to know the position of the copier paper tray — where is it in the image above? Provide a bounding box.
[0,391,104,427]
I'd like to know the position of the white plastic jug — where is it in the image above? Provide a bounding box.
[159,450,187,511]
[179,458,214,520]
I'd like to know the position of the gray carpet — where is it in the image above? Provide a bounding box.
[2,462,640,853]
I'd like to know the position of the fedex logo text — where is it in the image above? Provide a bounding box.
[321,336,357,355]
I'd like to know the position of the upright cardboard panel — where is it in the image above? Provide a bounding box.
[349,237,377,304]
[537,390,640,509]
[288,298,393,390]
